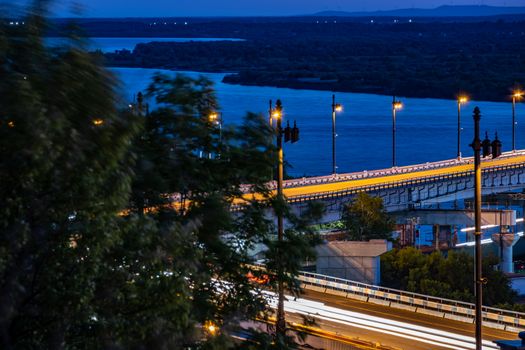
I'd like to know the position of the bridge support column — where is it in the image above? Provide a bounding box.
[432,224,452,250]
[491,233,520,273]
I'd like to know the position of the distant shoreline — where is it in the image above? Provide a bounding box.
[92,17,524,104]
[106,63,519,103]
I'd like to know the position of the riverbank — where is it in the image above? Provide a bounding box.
[103,17,525,102]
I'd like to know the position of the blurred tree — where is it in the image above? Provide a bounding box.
[0,3,322,349]
[124,72,323,348]
[342,192,394,241]
[0,3,141,349]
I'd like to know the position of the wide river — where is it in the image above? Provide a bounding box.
[112,67,524,177]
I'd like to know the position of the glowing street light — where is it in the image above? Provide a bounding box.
[209,112,219,122]
[457,95,468,159]
[92,118,104,126]
[203,320,218,336]
[331,94,343,175]
[392,96,403,167]
[512,90,523,151]
[208,112,223,158]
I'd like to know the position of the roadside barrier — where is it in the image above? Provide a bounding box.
[298,271,525,332]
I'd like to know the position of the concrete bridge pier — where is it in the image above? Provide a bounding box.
[491,233,520,273]
[432,224,454,250]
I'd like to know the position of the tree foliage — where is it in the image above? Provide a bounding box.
[0,3,322,349]
[0,5,141,349]
[381,247,517,306]
[342,192,394,241]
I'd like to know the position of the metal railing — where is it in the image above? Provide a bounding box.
[298,270,525,332]
[284,159,525,205]
[276,150,525,190]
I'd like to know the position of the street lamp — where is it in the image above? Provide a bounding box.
[470,107,502,350]
[331,94,343,175]
[272,100,286,337]
[512,90,523,151]
[457,96,469,159]
[203,320,218,337]
[270,99,299,338]
[392,96,403,167]
[208,112,222,158]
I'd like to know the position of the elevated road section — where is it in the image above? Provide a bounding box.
[237,150,525,221]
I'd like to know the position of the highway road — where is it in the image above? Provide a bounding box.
[290,289,516,350]
[264,289,518,350]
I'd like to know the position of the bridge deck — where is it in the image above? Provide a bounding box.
[238,151,525,205]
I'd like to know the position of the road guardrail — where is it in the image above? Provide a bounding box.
[298,271,525,333]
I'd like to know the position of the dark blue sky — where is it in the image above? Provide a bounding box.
[5,0,524,17]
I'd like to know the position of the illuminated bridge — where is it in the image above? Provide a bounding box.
[250,150,525,222]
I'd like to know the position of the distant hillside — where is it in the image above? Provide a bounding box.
[314,5,525,17]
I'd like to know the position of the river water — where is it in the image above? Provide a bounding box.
[111,67,524,177]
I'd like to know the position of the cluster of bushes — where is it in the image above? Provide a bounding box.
[381,247,517,306]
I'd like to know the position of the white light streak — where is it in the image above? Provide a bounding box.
[264,291,499,350]
[461,224,498,233]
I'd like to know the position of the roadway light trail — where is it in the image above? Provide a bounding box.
[454,217,524,247]
[263,292,500,350]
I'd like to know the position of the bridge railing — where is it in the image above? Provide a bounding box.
[277,157,471,190]
[298,270,525,332]
[287,159,525,205]
[239,150,525,196]
[276,150,525,190]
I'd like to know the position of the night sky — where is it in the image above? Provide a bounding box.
[4,0,524,17]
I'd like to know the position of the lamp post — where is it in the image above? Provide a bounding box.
[209,112,222,158]
[392,96,403,167]
[457,96,468,159]
[273,100,286,337]
[271,99,299,338]
[209,112,222,141]
[331,94,343,175]
[470,107,483,350]
[512,90,523,152]
[470,107,502,350]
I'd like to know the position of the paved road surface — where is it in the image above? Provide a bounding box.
[281,289,517,350]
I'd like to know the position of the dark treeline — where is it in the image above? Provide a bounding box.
[90,18,525,101]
